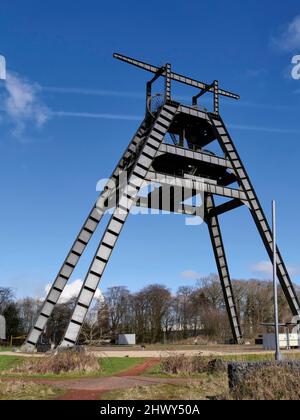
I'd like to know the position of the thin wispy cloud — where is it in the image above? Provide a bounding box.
[42,84,297,112]
[228,123,300,135]
[45,87,300,133]
[272,15,300,52]
[52,111,300,134]
[42,85,144,99]
[0,55,6,80]
[237,100,292,111]
[1,71,50,138]
[2,75,299,136]
[181,270,201,280]
[42,85,195,104]
[51,110,142,121]
[252,260,299,277]
[245,68,268,78]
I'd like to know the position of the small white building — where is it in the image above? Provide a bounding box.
[263,333,299,350]
[0,315,6,340]
[118,334,136,345]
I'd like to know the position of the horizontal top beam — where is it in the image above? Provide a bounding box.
[113,53,240,101]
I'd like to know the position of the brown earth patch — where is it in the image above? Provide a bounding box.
[117,358,159,377]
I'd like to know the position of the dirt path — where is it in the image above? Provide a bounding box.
[0,358,163,400]
[117,358,159,377]
[54,376,196,400]
[55,358,161,400]
[5,358,185,400]
[58,389,104,400]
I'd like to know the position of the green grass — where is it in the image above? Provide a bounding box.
[0,355,23,371]
[0,346,12,352]
[0,355,146,379]
[100,357,146,376]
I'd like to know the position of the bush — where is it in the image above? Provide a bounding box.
[12,349,101,375]
[226,364,300,400]
[160,353,226,375]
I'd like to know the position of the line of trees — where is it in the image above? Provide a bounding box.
[92,275,297,344]
[0,275,298,346]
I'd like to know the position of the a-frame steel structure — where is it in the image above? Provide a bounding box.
[22,53,300,350]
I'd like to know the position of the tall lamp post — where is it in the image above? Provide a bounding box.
[0,59,6,353]
[272,200,282,361]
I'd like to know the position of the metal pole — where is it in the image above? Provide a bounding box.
[272,200,282,361]
[286,326,290,350]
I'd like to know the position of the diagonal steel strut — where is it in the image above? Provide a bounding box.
[60,104,179,347]
[205,193,244,344]
[210,114,300,317]
[21,119,149,351]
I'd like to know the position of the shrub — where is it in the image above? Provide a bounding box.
[12,349,101,375]
[226,364,300,400]
[160,353,226,375]
[0,380,62,400]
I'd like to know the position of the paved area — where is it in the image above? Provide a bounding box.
[4,344,300,358]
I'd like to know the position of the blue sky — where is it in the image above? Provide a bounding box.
[1,1,300,299]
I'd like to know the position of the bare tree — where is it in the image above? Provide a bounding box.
[97,300,110,338]
[80,299,102,343]
[104,286,130,341]
[18,297,41,334]
[198,274,224,308]
[3,302,20,338]
[174,286,195,338]
[130,290,148,343]
[45,298,76,345]
[0,287,14,314]
[141,284,172,343]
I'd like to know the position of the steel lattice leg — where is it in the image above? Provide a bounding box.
[205,193,243,344]
[210,115,300,317]
[60,104,179,347]
[22,120,148,351]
